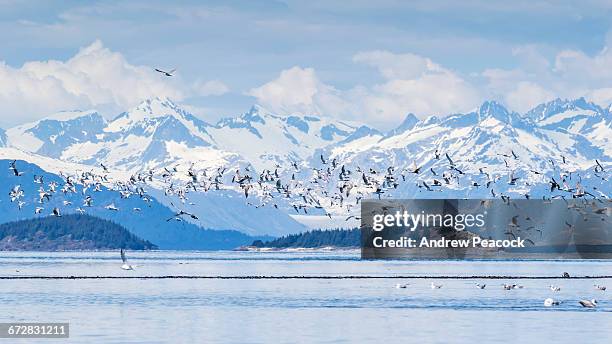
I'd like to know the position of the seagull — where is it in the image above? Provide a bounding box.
[120,249,134,270]
[431,282,443,289]
[395,283,409,289]
[476,283,486,289]
[52,207,61,217]
[578,299,597,308]
[105,203,119,211]
[549,285,561,292]
[154,68,176,77]
[594,285,607,291]
[9,160,23,176]
[167,210,199,222]
[544,298,560,307]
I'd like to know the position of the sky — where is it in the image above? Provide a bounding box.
[1,0,612,130]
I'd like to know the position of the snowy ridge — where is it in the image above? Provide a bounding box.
[209,104,362,169]
[0,97,610,233]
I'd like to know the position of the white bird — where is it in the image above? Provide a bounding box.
[549,285,561,292]
[594,285,607,291]
[395,283,408,289]
[105,203,119,211]
[52,207,61,217]
[579,299,597,308]
[544,298,560,307]
[120,249,134,270]
[476,283,486,289]
[431,282,443,289]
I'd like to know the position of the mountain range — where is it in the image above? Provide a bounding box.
[0,96,610,241]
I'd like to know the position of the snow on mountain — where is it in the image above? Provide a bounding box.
[526,98,611,153]
[208,104,365,169]
[315,100,611,216]
[7,98,371,174]
[59,97,238,171]
[2,97,610,232]
[6,110,107,156]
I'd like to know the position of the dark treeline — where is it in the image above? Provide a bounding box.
[0,214,156,250]
[253,228,360,248]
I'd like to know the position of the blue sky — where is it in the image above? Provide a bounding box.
[1,0,612,129]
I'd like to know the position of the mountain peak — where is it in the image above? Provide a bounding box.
[386,113,419,137]
[475,100,518,125]
[107,96,191,132]
[525,97,602,121]
[133,96,181,116]
[479,100,508,117]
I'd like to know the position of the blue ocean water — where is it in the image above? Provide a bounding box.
[0,251,610,343]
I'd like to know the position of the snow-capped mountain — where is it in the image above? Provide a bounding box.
[7,100,222,170]
[322,99,610,205]
[6,110,107,156]
[1,97,610,234]
[208,104,365,169]
[7,98,368,173]
[526,97,611,153]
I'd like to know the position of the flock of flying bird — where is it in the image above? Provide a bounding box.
[5,146,610,227]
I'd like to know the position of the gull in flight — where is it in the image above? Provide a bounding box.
[395,283,409,289]
[475,283,486,289]
[579,299,597,308]
[105,203,119,211]
[154,68,176,77]
[549,285,561,292]
[594,285,607,291]
[120,249,134,270]
[167,210,199,222]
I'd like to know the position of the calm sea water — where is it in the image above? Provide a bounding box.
[0,251,610,343]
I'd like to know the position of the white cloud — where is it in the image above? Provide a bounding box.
[483,36,612,110]
[0,40,225,127]
[352,51,480,124]
[505,81,555,113]
[247,66,349,116]
[353,50,443,79]
[193,79,230,96]
[249,51,480,128]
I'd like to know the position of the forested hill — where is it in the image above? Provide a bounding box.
[252,228,360,248]
[0,214,156,250]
